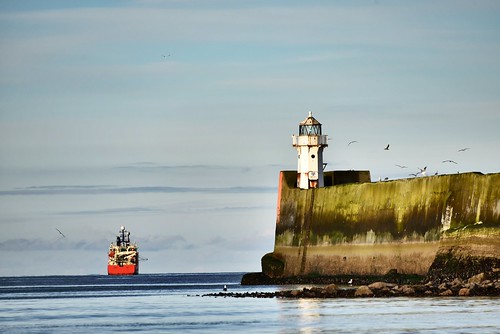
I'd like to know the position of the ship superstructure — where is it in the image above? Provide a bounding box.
[107,226,139,275]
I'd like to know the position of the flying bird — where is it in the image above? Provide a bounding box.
[418,166,427,176]
[55,228,66,238]
[384,144,390,150]
[458,148,470,152]
[395,164,408,168]
[442,160,458,164]
[409,173,419,178]
[348,140,358,146]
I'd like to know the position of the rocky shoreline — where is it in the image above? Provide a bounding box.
[240,270,424,286]
[204,272,500,299]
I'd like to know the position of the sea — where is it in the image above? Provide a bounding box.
[0,272,499,334]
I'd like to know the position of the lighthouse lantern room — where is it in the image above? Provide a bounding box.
[292,111,328,189]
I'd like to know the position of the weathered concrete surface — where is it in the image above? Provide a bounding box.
[427,227,500,282]
[266,171,500,278]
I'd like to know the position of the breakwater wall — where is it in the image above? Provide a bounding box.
[263,171,500,278]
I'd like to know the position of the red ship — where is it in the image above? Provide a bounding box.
[108,226,139,275]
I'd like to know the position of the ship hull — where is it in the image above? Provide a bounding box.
[107,263,138,275]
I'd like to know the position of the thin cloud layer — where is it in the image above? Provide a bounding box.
[0,234,194,252]
[0,185,276,196]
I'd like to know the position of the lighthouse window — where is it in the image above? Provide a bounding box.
[299,124,322,135]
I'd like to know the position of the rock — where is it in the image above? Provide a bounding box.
[308,287,325,297]
[438,282,448,291]
[463,282,473,289]
[324,284,337,295]
[290,289,301,297]
[439,289,453,296]
[450,278,463,288]
[482,280,492,286]
[401,285,415,296]
[386,268,398,275]
[355,285,374,297]
[467,273,485,284]
[458,288,470,296]
[412,284,428,294]
[368,282,388,290]
[368,281,396,296]
[241,272,274,285]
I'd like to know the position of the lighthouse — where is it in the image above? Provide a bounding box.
[292,111,328,189]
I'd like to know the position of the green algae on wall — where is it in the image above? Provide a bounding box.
[270,171,500,277]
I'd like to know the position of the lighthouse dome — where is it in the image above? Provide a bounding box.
[299,111,322,135]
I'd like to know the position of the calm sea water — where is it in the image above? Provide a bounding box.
[0,272,498,333]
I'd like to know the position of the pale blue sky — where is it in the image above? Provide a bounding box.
[1,1,499,275]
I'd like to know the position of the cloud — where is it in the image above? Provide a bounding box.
[0,234,194,252]
[205,236,226,245]
[202,230,275,252]
[0,184,276,196]
[135,235,194,251]
[56,207,163,216]
[0,237,108,251]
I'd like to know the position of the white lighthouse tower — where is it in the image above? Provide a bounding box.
[292,111,328,189]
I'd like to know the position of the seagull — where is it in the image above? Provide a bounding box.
[55,228,66,238]
[442,160,458,164]
[419,166,427,176]
[395,164,408,168]
[458,148,470,152]
[348,278,353,286]
[384,144,390,150]
[348,140,358,146]
[162,54,171,59]
[223,285,227,291]
[409,173,419,178]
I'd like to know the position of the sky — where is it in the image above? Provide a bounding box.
[1,0,499,276]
